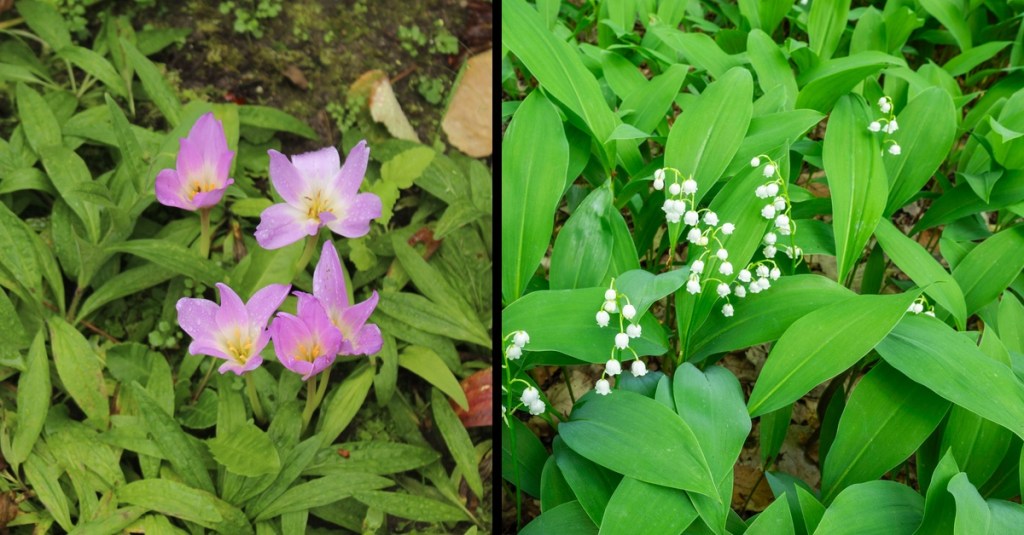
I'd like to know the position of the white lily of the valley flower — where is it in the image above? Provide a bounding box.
[615,332,630,350]
[603,300,617,313]
[879,97,891,113]
[666,211,681,223]
[704,211,719,226]
[669,182,682,195]
[868,121,881,132]
[757,277,771,290]
[717,283,731,297]
[631,360,648,377]
[756,265,770,278]
[528,399,546,415]
[751,156,761,167]
[763,245,777,258]
[766,183,780,197]
[763,164,776,178]
[692,260,705,274]
[886,120,899,134]
[721,222,735,235]
[595,379,611,395]
[653,175,665,190]
[775,214,790,229]
[605,358,622,376]
[684,210,699,226]
[521,387,540,406]
[764,232,777,245]
[888,143,902,155]
[773,197,787,211]
[738,269,752,283]
[513,331,530,347]
[672,199,687,213]
[749,282,762,294]
[686,278,701,294]
[734,285,747,298]
[604,289,617,301]
[682,179,698,195]
[716,248,729,260]
[698,236,709,246]
[770,267,782,280]
[722,303,735,317]
[924,310,936,317]
[761,205,777,219]
[687,228,702,243]
[622,304,636,320]
[755,185,769,199]
[719,261,734,276]
[626,323,642,338]
[596,310,610,327]
[507,345,522,360]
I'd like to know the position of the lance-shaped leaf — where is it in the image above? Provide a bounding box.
[883,87,957,215]
[951,225,1024,316]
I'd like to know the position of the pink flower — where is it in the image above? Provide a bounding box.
[254,141,382,249]
[176,282,290,375]
[270,292,344,380]
[313,240,383,356]
[155,113,235,211]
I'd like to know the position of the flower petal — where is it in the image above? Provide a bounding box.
[295,292,344,355]
[246,283,291,328]
[218,355,263,375]
[215,283,249,330]
[313,240,349,314]
[306,354,336,380]
[342,323,383,356]
[176,297,219,341]
[268,149,305,204]
[190,184,230,210]
[291,147,340,187]
[326,192,381,238]
[188,113,230,165]
[334,140,369,197]
[214,149,235,187]
[255,203,316,249]
[337,291,379,338]
[189,340,230,360]
[270,313,312,367]
[155,169,193,210]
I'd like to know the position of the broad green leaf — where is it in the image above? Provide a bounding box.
[398,346,467,409]
[997,292,1024,353]
[120,38,182,127]
[304,441,440,476]
[748,291,919,417]
[16,82,61,155]
[727,110,824,176]
[75,265,176,322]
[57,46,128,97]
[501,287,668,363]
[944,41,1011,77]
[760,404,793,466]
[614,268,689,320]
[316,363,373,448]
[502,0,617,164]
[746,493,795,535]
[501,91,568,303]
[549,186,614,290]
[648,25,744,78]
[256,473,392,520]
[10,330,49,467]
[351,490,467,522]
[39,146,102,243]
[884,87,957,215]
[502,418,548,498]
[107,239,226,286]
[129,383,215,493]
[948,472,990,534]
[952,225,1024,316]
[747,29,799,110]
[520,501,598,535]
[430,388,482,498]
[0,202,44,304]
[739,0,789,35]
[795,52,902,112]
[919,0,971,51]
[912,174,1024,233]
[16,0,72,50]
[48,317,109,430]
[238,105,317,139]
[989,500,1024,533]
[244,437,320,516]
[207,421,281,477]
[849,7,886,55]
[876,315,1024,441]
[808,0,851,60]
[559,391,718,498]
[797,486,826,534]
[674,364,750,485]
[553,435,620,525]
[874,219,967,328]
[821,363,949,502]
[813,481,923,534]
[822,93,887,284]
[690,275,854,360]
[599,478,697,535]
[70,507,147,535]
[620,63,687,134]
[119,479,251,533]
[540,456,574,512]
[24,451,72,531]
[916,449,960,535]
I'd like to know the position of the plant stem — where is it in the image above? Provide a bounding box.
[503,351,522,529]
[293,234,318,279]
[191,360,217,403]
[245,373,266,424]
[301,365,333,432]
[198,208,212,259]
[66,285,83,322]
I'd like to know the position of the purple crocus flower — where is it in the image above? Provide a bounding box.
[254,141,382,249]
[270,292,344,380]
[155,113,235,211]
[176,282,290,375]
[313,240,383,356]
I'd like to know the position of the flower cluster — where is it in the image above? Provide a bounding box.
[907,297,936,317]
[593,281,648,395]
[869,96,901,156]
[653,167,700,224]
[501,330,546,424]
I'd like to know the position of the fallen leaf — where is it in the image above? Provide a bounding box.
[350,70,420,142]
[442,50,492,157]
[452,367,491,427]
[282,65,309,90]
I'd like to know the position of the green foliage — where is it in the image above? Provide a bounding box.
[503,0,1024,532]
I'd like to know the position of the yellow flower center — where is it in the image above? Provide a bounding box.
[188,180,218,201]
[305,190,332,222]
[223,327,254,364]
[294,342,323,362]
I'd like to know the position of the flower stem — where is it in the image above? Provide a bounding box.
[301,365,333,433]
[245,373,266,424]
[198,208,212,259]
[293,234,318,279]
[191,360,217,403]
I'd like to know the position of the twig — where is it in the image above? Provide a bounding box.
[43,301,121,343]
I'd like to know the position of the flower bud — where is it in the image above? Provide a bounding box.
[722,303,734,317]
[654,168,666,182]
[622,304,636,320]
[653,177,665,190]
[751,157,761,167]
[605,289,617,301]
[668,182,682,195]
[603,300,617,313]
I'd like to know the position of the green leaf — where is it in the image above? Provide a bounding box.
[884,87,957,215]
[48,317,109,430]
[256,473,392,521]
[823,93,887,284]
[24,451,72,531]
[305,441,440,476]
[501,287,668,363]
[916,449,960,534]
[559,391,718,498]
[119,479,251,534]
[237,104,318,140]
[539,455,574,512]
[620,63,687,134]
[520,501,597,535]
[876,315,1024,441]
[874,219,967,328]
[16,0,71,50]
[813,481,923,534]
[944,41,1011,77]
[502,0,617,164]
[10,330,50,467]
[795,52,902,112]
[948,472,991,533]
[549,186,614,290]
[316,363,373,448]
[614,268,689,320]
[747,290,919,417]
[919,0,972,51]
[821,363,949,502]
[120,38,182,127]
[600,477,698,535]
[674,364,750,484]
[39,145,103,243]
[75,265,176,322]
[207,421,282,477]
[57,46,129,97]
[431,388,482,498]
[648,25,744,78]
[16,82,61,155]
[377,291,491,348]
[351,490,468,522]
[952,225,1024,316]
[552,435,620,524]
[129,383,215,493]
[399,346,467,410]
[747,29,800,110]
[746,493,795,535]
[808,0,851,60]
[0,202,44,305]
[502,418,548,498]
[107,239,226,286]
